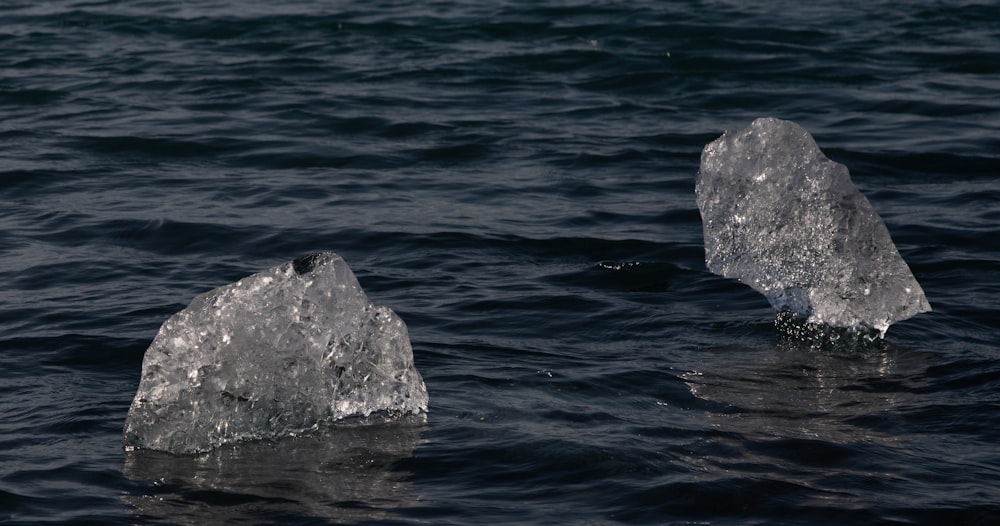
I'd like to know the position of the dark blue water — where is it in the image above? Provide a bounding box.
[2,1,999,524]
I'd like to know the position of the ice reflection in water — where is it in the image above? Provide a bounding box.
[123,416,425,525]
[683,343,915,441]
[677,338,929,494]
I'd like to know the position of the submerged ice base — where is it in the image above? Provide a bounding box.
[123,252,428,454]
[695,117,930,335]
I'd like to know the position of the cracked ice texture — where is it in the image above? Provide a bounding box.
[695,117,930,335]
[123,252,428,454]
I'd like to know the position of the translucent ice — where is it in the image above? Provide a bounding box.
[123,252,428,454]
[695,117,930,335]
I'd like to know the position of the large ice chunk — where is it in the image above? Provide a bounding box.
[695,117,930,335]
[123,252,428,454]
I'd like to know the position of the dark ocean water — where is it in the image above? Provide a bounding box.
[2,0,999,524]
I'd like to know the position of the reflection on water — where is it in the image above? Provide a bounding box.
[123,416,426,524]
[662,332,938,519]
[682,339,915,444]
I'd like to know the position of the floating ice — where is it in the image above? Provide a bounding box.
[695,117,930,335]
[123,252,428,454]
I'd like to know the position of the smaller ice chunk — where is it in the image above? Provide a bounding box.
[695,117,930,335]
[123,252,428,454]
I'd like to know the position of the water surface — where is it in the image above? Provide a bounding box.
[2,1,999,524]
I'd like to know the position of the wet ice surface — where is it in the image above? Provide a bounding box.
[123,252,428,454]
[695,117,930,336]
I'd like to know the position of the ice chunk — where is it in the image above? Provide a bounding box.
[123,252,428,454]
[695,117,930,335]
